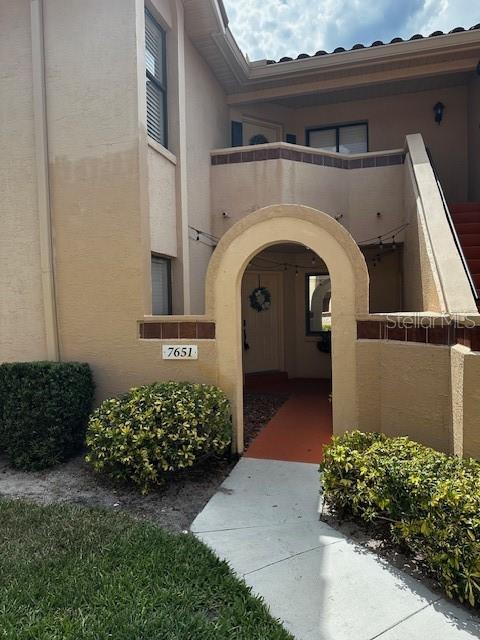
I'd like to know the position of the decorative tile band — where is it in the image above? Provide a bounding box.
[211,148,405,170]
[357,320,480,349]
[139,322,215,340]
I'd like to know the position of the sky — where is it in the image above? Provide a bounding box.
[223,0,480,61]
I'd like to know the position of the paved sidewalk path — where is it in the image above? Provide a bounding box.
[191,458,480,640]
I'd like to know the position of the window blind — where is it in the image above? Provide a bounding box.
[145,9,167,146]
[146,81,166,145]
[308,123,368,154]
[339,124,367,154]
[151,256,171,315]
[308,128,336,152]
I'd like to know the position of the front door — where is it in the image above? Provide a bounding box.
[241,271,283,373]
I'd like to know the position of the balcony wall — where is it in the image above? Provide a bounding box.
[211,143,405,246]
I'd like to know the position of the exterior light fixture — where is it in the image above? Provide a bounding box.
[433,101,445,125]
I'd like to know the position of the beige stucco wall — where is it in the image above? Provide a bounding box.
[212,157,404,247]
[230,102,295,142]
[463,349,480,459]
[42,0,153,398]
[357,340,453,453]
[148,143,178,257]
[0,0,225,394]
[451,343,480,459]
[364,246,403,312]
[184,34,228,313]
[0,0,48,362]
[379,342,452,453]
[235,84,468,203]
[402,156,443,312]
[358,331,480,458]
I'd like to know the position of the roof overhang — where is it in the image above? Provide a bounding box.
[184,1,480,104]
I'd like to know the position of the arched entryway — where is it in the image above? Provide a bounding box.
[205,204,369,453]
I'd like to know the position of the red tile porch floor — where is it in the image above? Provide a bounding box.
[244,376,333,464]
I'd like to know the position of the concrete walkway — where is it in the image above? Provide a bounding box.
[191,458,480,640]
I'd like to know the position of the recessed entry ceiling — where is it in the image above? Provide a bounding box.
[252,244,329,272]
[271,72,472,109]
[262,243,311,254]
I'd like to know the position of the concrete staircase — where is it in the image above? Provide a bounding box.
[450,203,480,306]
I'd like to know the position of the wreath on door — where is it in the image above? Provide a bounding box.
[249,286,271,312]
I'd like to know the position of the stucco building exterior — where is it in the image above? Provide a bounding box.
[2,0,480,458]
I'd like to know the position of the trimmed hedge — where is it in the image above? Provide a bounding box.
[0,362,94,470]
[321,431,480,608]
[86,381,232,493]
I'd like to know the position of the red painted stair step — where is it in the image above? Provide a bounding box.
[463,246,480,259]
[450,202,480,213]
[458,234,480,246]
[466,259,480,273]
[454,222,480,235]
[451,210,480,224]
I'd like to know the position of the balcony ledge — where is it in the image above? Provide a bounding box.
[211,142,406,170]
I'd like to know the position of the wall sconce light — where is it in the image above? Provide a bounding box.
[433,101,445,125]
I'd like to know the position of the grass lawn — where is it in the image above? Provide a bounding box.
[0,500,292,639]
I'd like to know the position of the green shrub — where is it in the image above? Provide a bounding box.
[86,381,232,493]
[321,431,480,607]
[0,362,94,470]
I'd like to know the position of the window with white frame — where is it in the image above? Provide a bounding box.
[307,123,368,154]
[151,255,172,315]
[145,8,167,147]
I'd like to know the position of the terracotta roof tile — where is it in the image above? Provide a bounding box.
[268,24,480,64]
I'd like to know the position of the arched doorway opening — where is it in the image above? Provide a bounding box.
[241,243,333,462]
[205,204,369,454]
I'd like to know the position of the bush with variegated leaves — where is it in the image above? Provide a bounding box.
[321,431,480,608]
[86,382,231,493]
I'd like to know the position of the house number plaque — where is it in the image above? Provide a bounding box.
[162,345,198,360]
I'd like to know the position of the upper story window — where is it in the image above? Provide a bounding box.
[307,122,368,154]
[145,8,167,147]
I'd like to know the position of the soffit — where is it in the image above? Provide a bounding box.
[183,1,480,103]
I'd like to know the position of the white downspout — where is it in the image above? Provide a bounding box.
[30,0,59,360]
